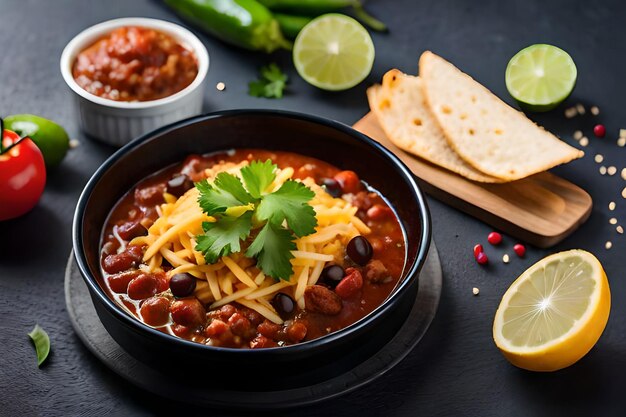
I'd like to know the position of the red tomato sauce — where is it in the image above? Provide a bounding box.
[100,150,408,348]
[72,26,198,102]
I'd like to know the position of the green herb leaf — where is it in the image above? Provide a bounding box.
[248,63,288,99]
[28,324,50,367]
[256,180,317,237]
[240,159,276,199]
[195,213,253,263]
[246,221,296,280]
[195,161,317,280]
[214,172,254,205]
[196,175,248,215]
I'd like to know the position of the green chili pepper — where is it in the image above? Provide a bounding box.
[258,0,355,15]
[164,0,292,53]
[258,0,387,32]
[274,13,313,39]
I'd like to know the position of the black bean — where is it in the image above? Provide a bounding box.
[272,293,296,319]
[322,178,342,198]
[167,174,193,197]
[346,236,373,266]
[320,265,345,288]
[169,273,197,298]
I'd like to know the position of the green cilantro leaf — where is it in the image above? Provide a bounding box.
[248,63,288,99]
[256,180,317,237]
[240,159,276,199]
[195,161,317,280]
[195,213,253,263]
[214,172,254,204]
[246,222,296,280]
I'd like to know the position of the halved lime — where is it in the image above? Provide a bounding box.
[505,44,577,112]
[293,14,375,91]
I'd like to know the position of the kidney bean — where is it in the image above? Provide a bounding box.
[134,184,165,206]
[364,260,389,283]
[334,170,361,194]
[218,304,237,321]
[250,335,278,349]
[171,324,191,338]
[335,268,363,299]
[139,297,171,326]
[103,251,137,274]
[369,204,394,220]
[286,321,308,343]
[257,320,281,339]
[304,285,342,315]
[107,270,141,293]
[204,319,228,337]
[170,298,206,328]
[116,220,147,240]
[127,274,158,300]
[228,312,253,338]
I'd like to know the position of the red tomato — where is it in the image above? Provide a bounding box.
[0,130,46,220]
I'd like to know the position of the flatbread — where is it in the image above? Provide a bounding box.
[419,51,583,181]
[367,69,503,183]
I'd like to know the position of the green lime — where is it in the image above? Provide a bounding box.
[505,44,577,112]
[4,114,70,166]
[293,14,375,91]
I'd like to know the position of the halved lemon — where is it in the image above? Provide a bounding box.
[493,249,610,372]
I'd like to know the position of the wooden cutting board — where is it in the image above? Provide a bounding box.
[353,113,592,248]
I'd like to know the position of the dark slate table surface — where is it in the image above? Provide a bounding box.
[1,0,625,416]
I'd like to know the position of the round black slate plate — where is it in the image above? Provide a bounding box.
[65,241,442,410]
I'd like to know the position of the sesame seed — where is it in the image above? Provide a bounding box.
[69,139,80,149]
[216,82,226,91]
[565,107,578,118]
[599,166,607,175]
[576,104,586,115]
[605,241,613,250]
[579,137,589,147]
[609,201,616,211]
[617,225,624,234]
[472,287,480,295]
[608,166,617,176]
[618,137,626,147]
[591,106,600,115]
[610,217,618,225]
[623,187,626,199]
[573,130,583,140]
[594,154,604,163]
[502,254,510,264]
[622,168,626,180]
[621,129,626,138]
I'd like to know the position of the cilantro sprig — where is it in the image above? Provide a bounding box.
[195,160,317,280]
[248,63,288,99]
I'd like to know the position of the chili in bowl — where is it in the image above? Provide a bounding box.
[60,18,209,146]
[73,110,431,390]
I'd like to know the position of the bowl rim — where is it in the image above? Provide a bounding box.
[59,17,209,110]
[72,109,432,356]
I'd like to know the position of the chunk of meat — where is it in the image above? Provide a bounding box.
[365,259,390,283]
[134,184,166,206]
[286,321,308,343]
[204,319,228,337]
[304,285,342,315]
[257,320,281,339]
[250,335,278,349]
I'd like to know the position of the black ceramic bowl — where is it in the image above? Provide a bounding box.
[73,110,431,390]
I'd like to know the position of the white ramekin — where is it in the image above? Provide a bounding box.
[60,17,209,147]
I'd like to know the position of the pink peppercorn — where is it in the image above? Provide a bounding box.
[476,252,489,265]
[487,232,502,245]
[473,244,484,258]
[513,244,526,257]
[593,124,606,138]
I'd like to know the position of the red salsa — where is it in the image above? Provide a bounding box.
[100,150,407,348]
[73,26,198,102]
